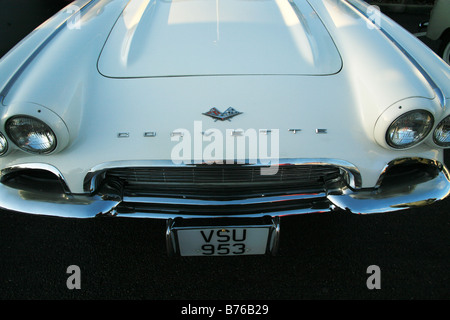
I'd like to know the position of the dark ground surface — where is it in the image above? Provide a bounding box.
[0,0,448,305]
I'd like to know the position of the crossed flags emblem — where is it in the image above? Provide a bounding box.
[202,107,243,121]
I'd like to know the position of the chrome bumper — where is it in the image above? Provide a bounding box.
[1,159,449,219]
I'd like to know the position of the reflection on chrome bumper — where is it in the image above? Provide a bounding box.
[328,165,450,214]
[0,185,119,218]
[1,159,449,219]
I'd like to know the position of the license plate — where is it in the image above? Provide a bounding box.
[177,227,269,256]
[166,218,280,256]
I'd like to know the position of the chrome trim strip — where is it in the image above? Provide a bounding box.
[114,207,329,219]
[342,0,446,108]
[0,0,95,105]
[83,158,363,192]
[123,192,327,206]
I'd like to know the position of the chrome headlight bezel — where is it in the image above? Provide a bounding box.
[433,115,450,147]
[385,110,434,149]
[5,116,57,154]
[0,132,8,156]
[1,103,70,155]
[374,98,439,151]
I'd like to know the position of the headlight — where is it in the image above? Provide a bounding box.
[6,116,57,154]
[0,132,8,156]
[433,116,450,147]
[386,110,433,149]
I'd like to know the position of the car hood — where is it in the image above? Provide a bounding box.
[97,0,342,77]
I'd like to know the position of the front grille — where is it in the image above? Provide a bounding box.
[103,165,342,200]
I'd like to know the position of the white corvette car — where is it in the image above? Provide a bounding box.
[0,0,449,256]
[426,0,450,64]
